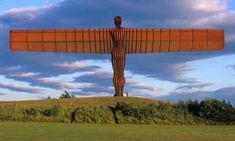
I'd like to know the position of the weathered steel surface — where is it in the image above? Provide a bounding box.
[10,29,113,53]
[111,29,126,96]
[10,29,224,53]
[9,16,225,97]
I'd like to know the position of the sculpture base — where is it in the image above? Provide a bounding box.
[113,93,123,97]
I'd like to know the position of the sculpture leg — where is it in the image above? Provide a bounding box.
[112,48,126,97]
[118,57,125,96]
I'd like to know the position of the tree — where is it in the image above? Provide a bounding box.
[199,99,235,123]
[60,91,75,99]
[185,99,200,116]
[177,99,235,124]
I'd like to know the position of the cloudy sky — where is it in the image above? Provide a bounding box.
[0,0,235,103]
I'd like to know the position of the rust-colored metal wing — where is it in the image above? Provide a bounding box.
[10,29,113,54]
[10,28,224,54]
[124,29,224,54]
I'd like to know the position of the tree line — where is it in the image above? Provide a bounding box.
[177,99,235,124]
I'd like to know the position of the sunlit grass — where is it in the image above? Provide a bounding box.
[0,96,164,107]
[0,122,234,141]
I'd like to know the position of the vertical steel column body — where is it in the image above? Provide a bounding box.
[110,28,126,96]
[110,16,126,96]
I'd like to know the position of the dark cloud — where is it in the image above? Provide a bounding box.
[0,93,6,96]
[227,65,235,70]
[0,0,231,29]
[74,70,158,96]
[76,87,113,95]
[73,72,118,94]
[175,83,214,91]
[126,48,235,83]
[157,86,235,104]
[75,70,113,87]
[0,83,44,94]
[0,60,99,90]
[126,79,155,91]
[1,0,234,78]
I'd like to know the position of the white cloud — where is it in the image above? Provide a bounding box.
[192,0,228,12]
[0,6,40,21]
[226,34,235,42]
[126,79,155,91]
[58,82,94,89]
[125,76,162,97]
[0,3,55,23]
[171,63,197,83]
[189,13,227,27]
[55,61,90,69]
[39,75,94,90]
[2,66,40,78]
[86,69,113,78]
[5,66,22,71]
[18,72,40,78]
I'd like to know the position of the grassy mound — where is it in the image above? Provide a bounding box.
[0,96,162,106]
[0,97,227,124]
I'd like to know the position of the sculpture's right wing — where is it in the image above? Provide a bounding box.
[10,29,113,54]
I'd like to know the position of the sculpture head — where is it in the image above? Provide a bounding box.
[114,16,122,28]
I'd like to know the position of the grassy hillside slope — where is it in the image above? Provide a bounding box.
[0,97,163,106]
[0,97,230,125]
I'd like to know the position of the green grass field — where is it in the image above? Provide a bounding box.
[0,122,234,141]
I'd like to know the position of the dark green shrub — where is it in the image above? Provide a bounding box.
[186,100,200,116]
[40,106,59,117]
[177,99,235,124]
[60,91,75,99]
[25,108,38,116]
[199,99,235,123]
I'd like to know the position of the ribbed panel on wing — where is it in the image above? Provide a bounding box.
[10,29,113,54]
[10,28,224,54]
[125,29,224,54]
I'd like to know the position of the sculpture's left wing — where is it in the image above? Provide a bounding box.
[124,29,224,54]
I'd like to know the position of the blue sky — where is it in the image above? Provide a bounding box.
[0,0,235,103]
[229,0,235,9]
[0,0,62,12]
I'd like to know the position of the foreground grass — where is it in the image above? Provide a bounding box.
[0,122,234,141]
